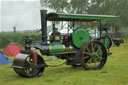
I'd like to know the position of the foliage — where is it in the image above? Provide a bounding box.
[0,32,42,49]
[41,0,69,12]
[40,0,128,33]
[70,0,88,13]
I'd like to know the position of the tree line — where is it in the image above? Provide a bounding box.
[0,32,42,48]
[40,0,128,33]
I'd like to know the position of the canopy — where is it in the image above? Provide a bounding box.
[47,13,118,21]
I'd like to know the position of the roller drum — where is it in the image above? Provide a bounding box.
[12,53,45,78]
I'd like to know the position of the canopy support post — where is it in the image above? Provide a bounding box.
[99,20,102,39]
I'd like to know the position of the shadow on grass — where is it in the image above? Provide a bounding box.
[11,65,86,79]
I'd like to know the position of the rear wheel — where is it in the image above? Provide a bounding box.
[102,35,112,48]
[80,41,107,70]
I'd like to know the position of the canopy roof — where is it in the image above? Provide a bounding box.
[47,13,118,22]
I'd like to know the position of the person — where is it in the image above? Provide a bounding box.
[50,27,61,42]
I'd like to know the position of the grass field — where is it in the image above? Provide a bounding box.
[0,42,128,85]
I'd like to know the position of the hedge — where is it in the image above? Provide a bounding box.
[0,32,42,49]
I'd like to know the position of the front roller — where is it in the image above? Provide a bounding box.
[12,51,46,78]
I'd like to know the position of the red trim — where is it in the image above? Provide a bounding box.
[64,35,68,39]
[20,50,37,65]
[32,50,37,65]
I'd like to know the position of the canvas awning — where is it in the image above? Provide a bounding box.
[47,13,118,22]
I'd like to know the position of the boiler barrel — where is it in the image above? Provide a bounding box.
[49,43,75,53]
[39,43,75,55]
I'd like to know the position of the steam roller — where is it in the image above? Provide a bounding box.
[11,10,118,78]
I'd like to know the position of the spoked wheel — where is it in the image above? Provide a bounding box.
[13,54,45,78]
[24,56,42,77]
[80,41,107,70]
[102,34,112,49]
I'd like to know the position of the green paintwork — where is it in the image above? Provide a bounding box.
[100,39,109,49]
[47,13,118,21]
[50,44,64,53]
[72,27,90,48]
[91,52,99,59]
[58,13,118,20]
[50,43,75,53]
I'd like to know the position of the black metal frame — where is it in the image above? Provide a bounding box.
[40,10,47,43]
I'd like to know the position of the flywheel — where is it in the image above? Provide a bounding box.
[72,27,90,48]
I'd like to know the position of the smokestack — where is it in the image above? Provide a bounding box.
[40,10,47,43]
[13,26,16,32]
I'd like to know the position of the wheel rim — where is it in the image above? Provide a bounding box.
[80,41,107,70]
[13,54,45,78]
[24,56,40,76]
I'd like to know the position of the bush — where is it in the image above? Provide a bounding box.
[0,32,42,49]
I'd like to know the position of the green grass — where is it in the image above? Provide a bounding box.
[0,42,128,85]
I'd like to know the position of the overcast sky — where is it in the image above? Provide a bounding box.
[0,0,49,32]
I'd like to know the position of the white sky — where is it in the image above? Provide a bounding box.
[0,0,50,32]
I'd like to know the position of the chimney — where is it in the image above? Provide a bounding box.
[40,10,47,43]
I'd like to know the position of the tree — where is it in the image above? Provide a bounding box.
[87,0,128,32]
[40,0,69,12]
[69,0,88,13]
[40,0,128,32]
